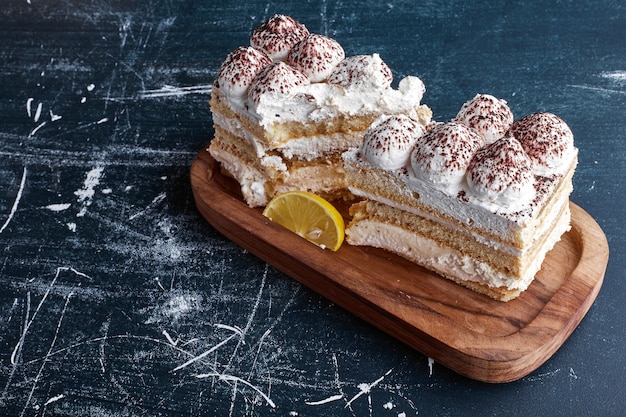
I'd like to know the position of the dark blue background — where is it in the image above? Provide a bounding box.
[0,1,624,416]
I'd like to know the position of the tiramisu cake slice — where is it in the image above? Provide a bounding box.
[209,14,432,207]
[343,94,578,301]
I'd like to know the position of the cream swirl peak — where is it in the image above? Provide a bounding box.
[361,114,426,170]
[466,135,535,204]
[454,94,514,144]
[216,46,272,98]
[508,112,575,175]
[328,54,393,90]
[250,14,310,61]
[287,34,345,82]
[410,122,485,188]
[247,62,310,105]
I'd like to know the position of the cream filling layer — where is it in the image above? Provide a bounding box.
[212,111,363,161]
[209,144,269,207]
[210,140,348,207]
[346,204,571,290]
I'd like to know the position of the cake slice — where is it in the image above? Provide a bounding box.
[209,14,431,207]
[343,94,578,301]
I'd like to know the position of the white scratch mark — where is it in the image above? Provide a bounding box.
[66,222,77,232]
[305,394,344,406]
[214,323,245,339]
[1,295,29,403]
[248,327,271,380]
[45,203,71,212]
[97,117,109,124]
[524,368,561,382]
[1,167,27,234]
[98,316,110,374]
[162,329,179,346]
[44,394,65,406]
[195,373,276,408]
[330,352,351,409]
[139,84,213,99]
[180,338,200,347]
[569,367,578,380]
[155,277,166,291]
[10,266,92,366]
[223,266,267,375]
[75,166,103,217]
[172,333,238,372]
[600,70,626,82]
[428,357,435,377]
[128,192,166,220]
[10,293,30,365]
[242,267,268,336]
[7,298,19,324]
[87,83,95,91]
[49,110,62,122]
[26,98,34,117]
[345,368,393,408]
[69,267,92,280]
[567,84,626,95]
[119,18,131,50]
[19,334,191,370]
[33,101,43,122]
[21,288,74,417]
[29,121,46,137]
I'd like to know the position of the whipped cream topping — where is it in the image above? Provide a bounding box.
[216,46,272,98]
[508,112,575,175]
[361,114,426,170]
[247,62,310,105]
[454,94,514,144]
[328,54,393,90]
[249,75,430,131]
[410,122,485,189]
[214,15,430,128]
[250,14,310,61]
[287,34,345,82]
[398,76,426,104]
[345,94,577,220]
[466,136,535,204]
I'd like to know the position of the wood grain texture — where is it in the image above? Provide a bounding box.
[191,147,608,383]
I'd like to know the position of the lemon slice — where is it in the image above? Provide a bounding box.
[263,191,345,251]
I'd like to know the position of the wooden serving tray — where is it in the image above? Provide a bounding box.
[190,145,609,383]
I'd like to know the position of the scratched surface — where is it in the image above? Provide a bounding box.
[0,1,625,416]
